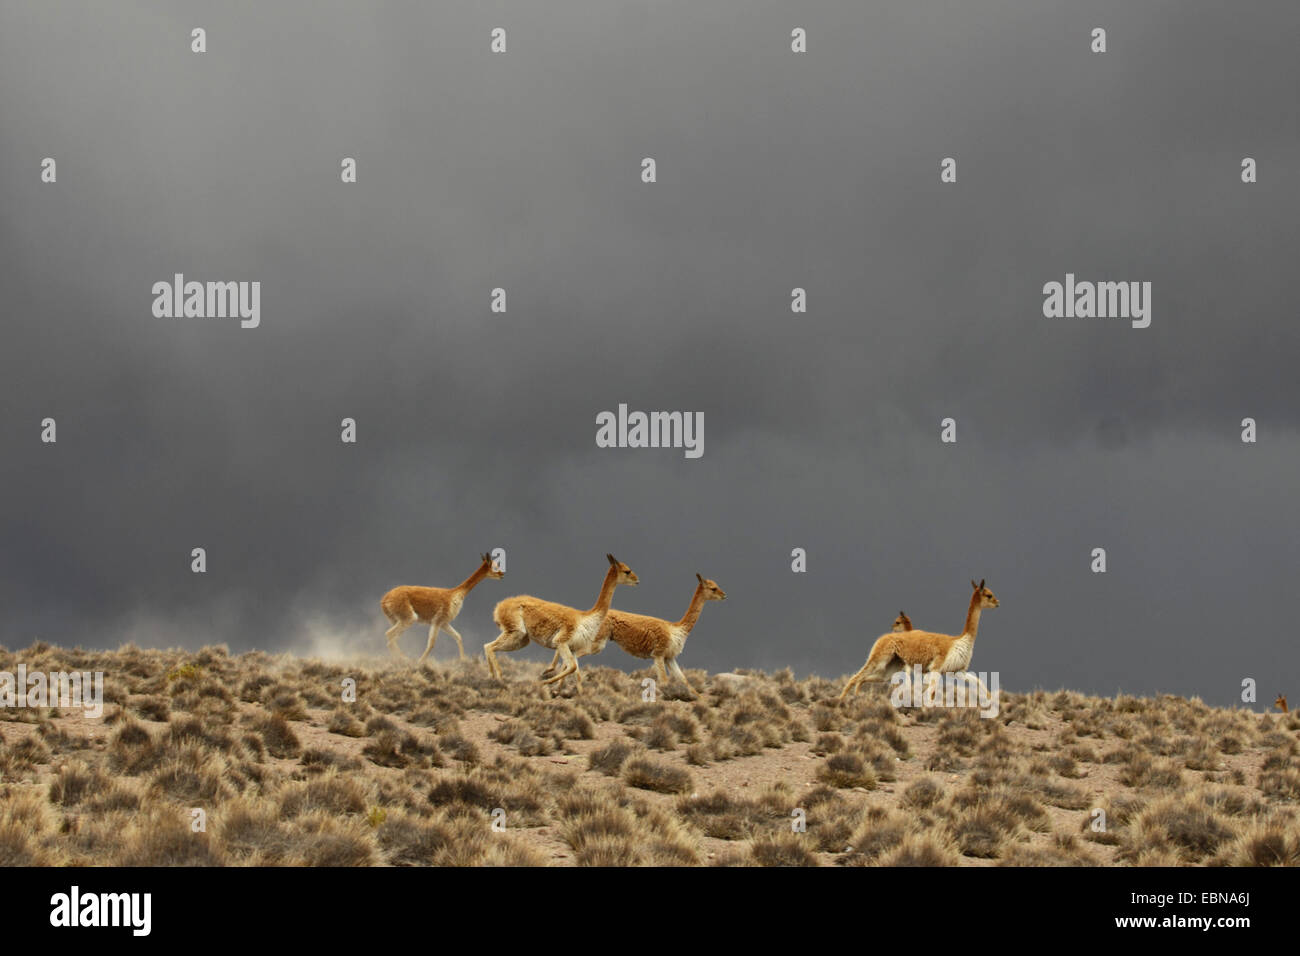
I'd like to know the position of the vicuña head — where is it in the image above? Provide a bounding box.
[612,553,638,587]
[381,549,506,663]
[893,611,912,631]
[971,578,999,609]
[839,578,1000,703]
[1275,694,1289,714]
[696,572,727,603]
[484,552,637,693]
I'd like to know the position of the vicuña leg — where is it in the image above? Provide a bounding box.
[484,628,528,680]
[417,622,442,663]
[547,646,598,694]
[838,654,893,702]
[540,649,562,679]
[668,659,698,698]
[838,665,867,702]
[385,608,416,657]
[540,640,582,690]
[442,623,467,660]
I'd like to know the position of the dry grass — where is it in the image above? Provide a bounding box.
[0,641,1293,865]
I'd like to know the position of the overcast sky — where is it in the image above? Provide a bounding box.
[2,1,1297,705]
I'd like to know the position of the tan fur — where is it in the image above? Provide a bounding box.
[839,580,1000,703]
[1276,694,1289,714]
[381,553,504,661]
[893,611,912,632]
[484,554,638,692]
[542,574,726,699]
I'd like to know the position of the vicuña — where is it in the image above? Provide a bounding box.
[543,573,726,699]
[381,552,504,661]
[484,553,638,692]
[839,579,1000,703]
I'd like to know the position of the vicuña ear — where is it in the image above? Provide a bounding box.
[971,579,978,589]
[607,553,616,565]
[979,579,985,589]
[697,573,704,583]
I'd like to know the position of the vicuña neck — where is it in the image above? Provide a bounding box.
[587,566,620,615]
[962,594,982,641]
[677,584,709,632]
[455,563,491,594]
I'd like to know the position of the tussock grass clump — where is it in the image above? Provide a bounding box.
[3,734,52,774]
[812,733,843,756]
[108,719,165,775]
[947,805,1020,859]
[488,719,554,757]
[0,819,51,865]
[115,811,227,866]
[838,807,912,864]
[0,791,60,865]
[327,709,366,738]
[587,739,640,776]
[623,757,693,794]
[365,715,398,736]
[1259,768,1300,800]
[1120,755,1186,790]
[301,747,364,773]
[901,777,943,810]
[287,812,376,866]
[363,729,415,768]
[750,833,819,867]
[817,752,878,790]
[1082,794,1146,846]
[999,835,1099,866]
[566,817,638,865]
[279,772,369,819]
[875,831,961,867]
[376,810,457,866]
[676,790,775,841]
[132,695,171,722]
[217,798,295,864]
[438,731,480,766]
[426,764,547,826]
[255,713,301,759]
[1118,794,1240,864]
[49,761,112,807]
[1213,824,1300,867]
[148,745,233,803]
[1019,774,1090,811]
[168,715,236,754]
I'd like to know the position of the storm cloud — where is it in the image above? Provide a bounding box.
[2,1,1298,705]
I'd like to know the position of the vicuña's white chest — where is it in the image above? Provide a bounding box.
[666,626,689,659]
[568,613,606,653]
[940,636,974,672]
[448,594,465,619]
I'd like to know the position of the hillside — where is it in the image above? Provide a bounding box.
[1,642,1297,866]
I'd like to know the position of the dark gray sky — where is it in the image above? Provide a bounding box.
[2,1,1297,705]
